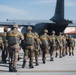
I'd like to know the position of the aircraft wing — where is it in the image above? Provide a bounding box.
[0,20,55,26]
[67,20,76,27]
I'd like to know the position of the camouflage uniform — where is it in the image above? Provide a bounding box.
[68,35,75,56]
[40,29,50,64]
[0,36,4,62]
[22,26,35,68]
[49,31,58,61]
[58,32,63,58]
[7,24,24,72]
[0,27,8,63]
[65,34,69,55]
[34,32,42,66]
[62,34,67,56]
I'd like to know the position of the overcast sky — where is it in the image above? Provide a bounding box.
[0,0,76,21]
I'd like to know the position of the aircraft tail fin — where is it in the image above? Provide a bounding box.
[51,0,64,22]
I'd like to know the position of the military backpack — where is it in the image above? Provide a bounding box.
[7,30,19,45]
[24,32,34,46]
[0,32,7,42]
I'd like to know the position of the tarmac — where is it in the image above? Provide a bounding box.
[0,46,76,75]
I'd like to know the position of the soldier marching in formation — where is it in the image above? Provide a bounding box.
[0,27,8,63]
[58,32,64,58]
[7,24,24,72]
[0,36,4,62]
[40,29,50,64]
[22,26,37,68]
[0,25,76,72]
[34,32,42,66]
[49,31,59,61]
[68,35,75,56]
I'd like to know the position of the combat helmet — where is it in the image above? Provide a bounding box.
[13,24,18,28]
[69,35,72,38]
[52,30,55,34]
[65,34,68,37]
[44,29,48,33]
[27,26,32,31]
[34,32,38,35]
[59,32,62,35]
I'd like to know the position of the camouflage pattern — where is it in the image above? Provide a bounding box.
[34,32,42,65]
[58,32,63,58]
[7,25,24,72]
[40,29,50,64]
[0,36,4,62]
[0,27,8,63]
[7,30,19,45]
[49,32,58,61]
[68,35,75,56]
[13,24,18,28]
[24,32,35,46]
[27,26,32,31]
[62,35,67,56]
[22,26,35,68]
[44,29,48,33]
[0,37,4,51]
[65,34,69,55]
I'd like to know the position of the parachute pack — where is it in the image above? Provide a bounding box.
[7,30,19,45]
[0,32,6,42]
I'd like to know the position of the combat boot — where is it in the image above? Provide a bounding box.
[29,64,34,68]
[36,63,39,66]
[22,61,26,68]
[13,67,17,72]
[55,53,58,58]
[72,52,74,56]
[66,52,68,55]
[50,58,54,61]
[69,52,71,56]
[9,63,13,72]
[59,56,62,58]
[43,58,45,64]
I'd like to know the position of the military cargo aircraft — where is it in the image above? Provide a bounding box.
[0,0,75,35]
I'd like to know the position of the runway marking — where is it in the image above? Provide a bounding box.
[17,70,76,72]
[0,70,76,72]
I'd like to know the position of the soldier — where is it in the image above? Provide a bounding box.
[0,36,4,62]
[49,31,59,61]
[34,32,42,66]
[58,32,63,58]
[7,24,24,72]
[0,27,8,63]
[40,29,50,64]
[68,35,75,56]
[65,34,69,55]
[22,26,36,68]
[62,34,67,56]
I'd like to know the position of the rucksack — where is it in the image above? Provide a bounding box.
[24,32,34,46]
[40,35,48,45]
[7,30,19,45]
[0,32,6,42]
